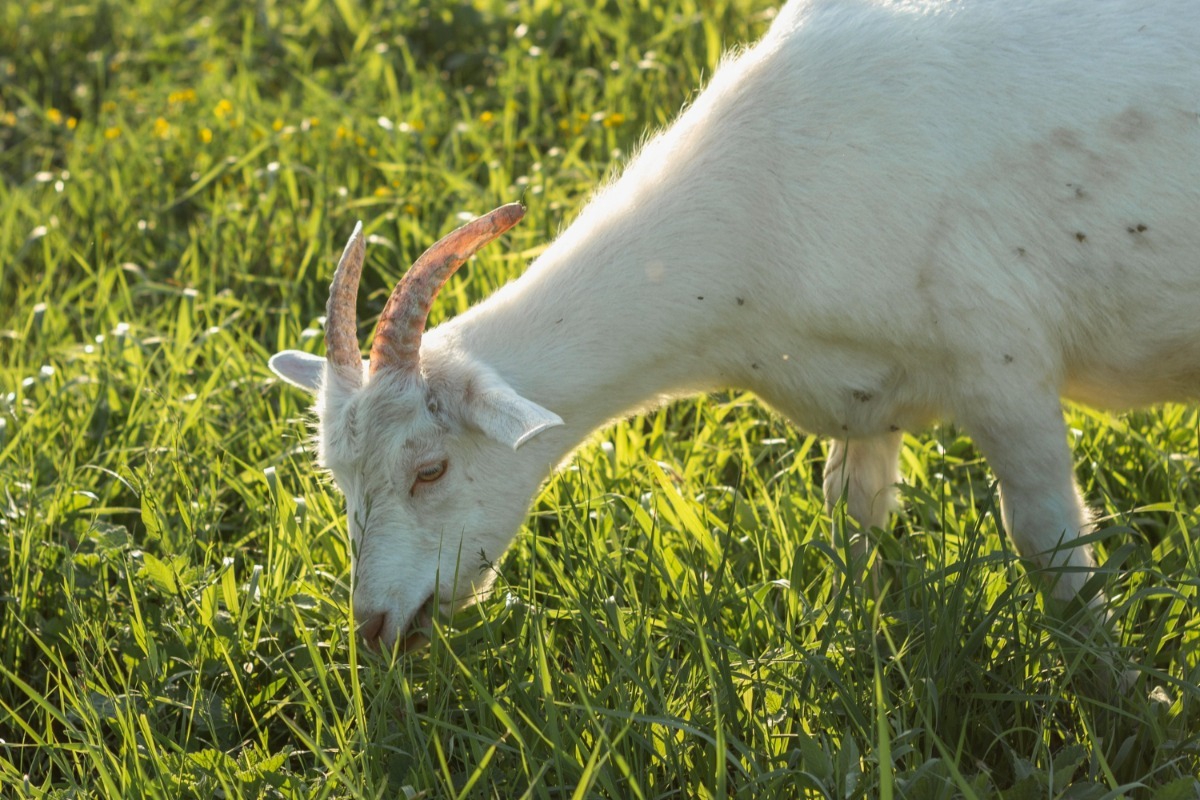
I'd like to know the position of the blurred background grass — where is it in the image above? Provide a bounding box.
[2,0,1199,797]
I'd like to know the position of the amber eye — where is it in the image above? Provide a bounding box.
[414,460,447,484]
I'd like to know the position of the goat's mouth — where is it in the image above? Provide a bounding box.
[398,600,434,652]
[357,594,434,653]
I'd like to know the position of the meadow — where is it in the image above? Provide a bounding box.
[2,0,1199,796]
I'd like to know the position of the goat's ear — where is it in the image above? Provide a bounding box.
[269,350,326,393]
[464,375,564,450]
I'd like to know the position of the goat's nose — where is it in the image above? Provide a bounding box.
[356,610,387,649]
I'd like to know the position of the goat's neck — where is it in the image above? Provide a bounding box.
[436,184,738,467]
[432,48,773,467]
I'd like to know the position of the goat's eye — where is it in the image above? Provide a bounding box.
[414,460,447,484]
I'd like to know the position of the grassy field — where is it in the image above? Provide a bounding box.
[2,0,1199,796]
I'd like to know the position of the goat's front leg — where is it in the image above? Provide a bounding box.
[823,432,903,577]
[958,392,1099,604]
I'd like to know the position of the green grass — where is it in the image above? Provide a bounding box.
[2,0,1199,796]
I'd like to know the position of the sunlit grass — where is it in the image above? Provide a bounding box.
[2,0,1199,797]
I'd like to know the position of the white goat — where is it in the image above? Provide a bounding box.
[271,0,1200,650]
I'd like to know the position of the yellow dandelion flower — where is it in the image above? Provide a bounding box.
[153,117,170,138]
[479,111,495,124]
[67,117,78,130]
[603,112,626,128]
[335,124,350,140]
[214,99,233,119]
[355,134,367,147]
[403,203,418,215]
[272,118,284,132]
[367,146,378,157]
[410,119,426,132]
[104,126,121,139]
[47,108,63,125]
[306,116,319,127]
[373,186,390,197]
[199,127,213,143]
[1,112,16,126]
[102,101,118,114]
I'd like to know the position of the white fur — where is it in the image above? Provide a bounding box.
[272,0,1200,649]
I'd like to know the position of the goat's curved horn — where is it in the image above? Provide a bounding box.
[325,221,367,387]
[369,203,525,377]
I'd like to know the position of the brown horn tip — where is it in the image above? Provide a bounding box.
[369,203,525,377]
[325,221,366,386]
